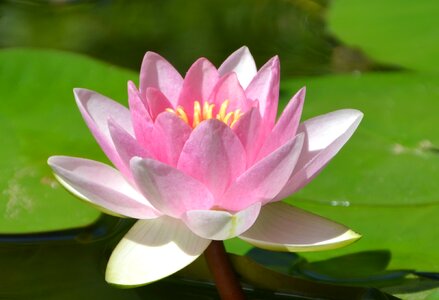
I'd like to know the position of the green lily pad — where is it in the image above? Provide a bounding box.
[283,71,439,206]
[291,201,439,273]
[0,48,137,233]
[425,289,439,300]
[329,0,439,71]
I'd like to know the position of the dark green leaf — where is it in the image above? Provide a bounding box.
[415,272,439,281]
[246,247,305,274]
[232,254,399,300]
[298,250,392,278]
[296,250,411,286]
[180,252,400,299]
[0,217,140,300]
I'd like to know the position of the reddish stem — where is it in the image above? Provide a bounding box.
[204,240,246,300]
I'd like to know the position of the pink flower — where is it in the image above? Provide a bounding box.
[48,47,363,286]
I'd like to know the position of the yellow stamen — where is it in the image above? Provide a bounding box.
[193,101,202,127]
[202,102,210,119]
[223,111,234,126]
[166,100,243,129]
[230,109,242,128]
[205,103,215,119]
[218,100,229,120]
[176,107,189,124]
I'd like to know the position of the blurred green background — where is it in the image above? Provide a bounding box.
[1,0,392,76]
[1,0,439,299]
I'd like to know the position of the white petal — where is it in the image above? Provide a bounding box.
[275,109,363,199]
[48,156,159,219]
[218,46,257,89]
[239,202,360,252]
[74,88,133,177]
[301,109,363,154]
[183,202,261,240]
[106,217,210,286]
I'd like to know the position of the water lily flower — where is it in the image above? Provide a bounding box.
[48,46,363,286]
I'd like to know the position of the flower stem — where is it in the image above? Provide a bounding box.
[204,240,246,300]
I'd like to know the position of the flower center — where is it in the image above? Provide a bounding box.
[166,100,243,128]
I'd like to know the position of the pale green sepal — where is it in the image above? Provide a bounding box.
[106,216,211,286]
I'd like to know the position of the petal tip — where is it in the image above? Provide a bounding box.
[142,51,161,61]
[47,155,71,170]
[72,87,81,94]
[72,87,91,101]
[127,80,137,90]
[73,88,104,108]
[316,228,362,251]
[346,229,362,241]
[344,109,364,126]
[191,57,216,71]
[235,45,251,57]
[47,156,57,166]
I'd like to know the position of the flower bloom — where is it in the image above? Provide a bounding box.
[48,47,363,286]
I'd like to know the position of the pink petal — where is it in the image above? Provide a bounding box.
[208,72,251,112]
[232,107,262,165]
[275,109,363,200]
[130,157,215,217]
[145,87,173,120]
[183,202,261,240]
[239,202,360,251]
[245,56,280,131]
[74,88,132,173]
[177,119,246,200]
[150,112,192,166]
[139,52,183,106]
[128,82,154,149]
[106,217,210,286]
[220,133,304,211]
[48,156,160,219]
[257,87,305,160]
[218,46,257,89]
[177,58,220,115]
[108,118,153,178]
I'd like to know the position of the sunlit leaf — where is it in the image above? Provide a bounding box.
[329,0,439,71]
[0,48,137,233]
